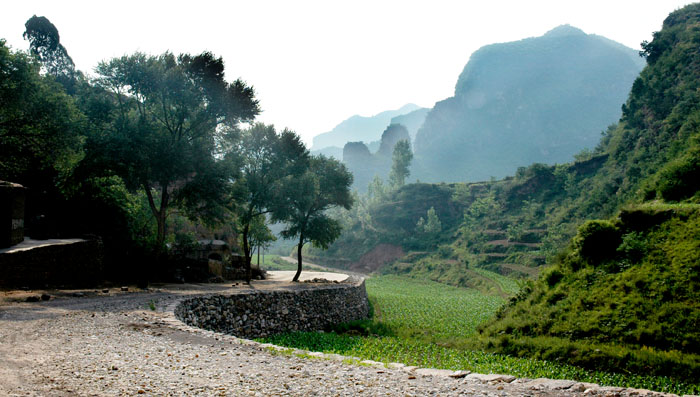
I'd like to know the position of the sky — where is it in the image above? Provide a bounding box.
[1,0,695,146]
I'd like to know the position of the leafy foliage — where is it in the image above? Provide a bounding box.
[274,155,354,280]
[23,15,77,90]
[229,123,308,281]
[93,51,260,247]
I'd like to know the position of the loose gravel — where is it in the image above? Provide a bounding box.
[0,285,683,396]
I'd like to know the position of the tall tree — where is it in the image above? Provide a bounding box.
[94,51,259,248]
[388,139,413,188]
[230,123,308,282]
[275,155,353,281]
[23,15,78,92]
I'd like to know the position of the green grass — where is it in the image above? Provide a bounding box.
[258,254,297,271]
[258,275,699,395]
[471,268,521,296]
[366,275,504,340]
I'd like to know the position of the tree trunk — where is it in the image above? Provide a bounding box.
[293,235,304,282]
[144,183,168,251]
[155,213,166,248]
[242,224,252,284]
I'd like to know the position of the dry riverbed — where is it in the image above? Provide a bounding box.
[0,281,685,396]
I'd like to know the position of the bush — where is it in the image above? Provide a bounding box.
[573,220,621,263]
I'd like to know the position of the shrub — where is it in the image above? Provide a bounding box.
[573,220,621,263]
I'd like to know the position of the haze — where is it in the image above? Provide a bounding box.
[1,0,693,145]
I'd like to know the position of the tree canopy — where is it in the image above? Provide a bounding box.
[93,51,260,247]
[230,122,308,281]
[0,39,83,190]
[275,155,354,281]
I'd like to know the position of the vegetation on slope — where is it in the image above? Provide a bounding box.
[479,3,700,382]
[479,204,700,381]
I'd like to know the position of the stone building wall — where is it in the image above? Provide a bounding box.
[175,276,370,338]
[0,239,103,287]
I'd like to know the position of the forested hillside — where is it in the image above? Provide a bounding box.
[412,25,645,182]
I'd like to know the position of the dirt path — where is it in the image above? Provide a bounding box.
[0,285,676,396]
[280,256,367,278]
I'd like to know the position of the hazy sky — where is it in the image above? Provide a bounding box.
[1,1,694,145]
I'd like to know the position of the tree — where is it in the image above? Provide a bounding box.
[388,139,413,188]
[367,175,388,204]
[416,206,442,235]
[94,51,260,248]
[230,123,308,282]
[0,39,83,191]
[275,155,354,281]
[23,15,78,92]
[248,215,276,266]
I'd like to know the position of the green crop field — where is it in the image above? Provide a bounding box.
[258,275,698,395]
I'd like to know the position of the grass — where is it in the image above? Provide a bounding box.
[256,254,297,271]
[260,254,336,273]
[258,274,700,395]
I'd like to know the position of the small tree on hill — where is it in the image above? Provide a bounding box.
[389,139,413,188]
[416,206,442,247]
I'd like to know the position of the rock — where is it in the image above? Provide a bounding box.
[120,286,129,292]
[466,373,516,383]
[102,289,109,293]
[448,370,470,378]
[41,294,51,301]
[414,368,455,377]
[72,292,84,297]
[572,382,599,392]
[25,295,41,302]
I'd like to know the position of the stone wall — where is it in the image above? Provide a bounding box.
[0,239,104,288]
[0,181,25,248]
[175,276,370,338]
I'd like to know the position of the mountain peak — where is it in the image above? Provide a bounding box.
[543,24,586,37]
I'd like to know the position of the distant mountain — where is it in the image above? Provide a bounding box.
[413,25,645,182]
[343,124,411,191]
[311,103,421,150]
[310,146,343,160]
[390,107,429,141]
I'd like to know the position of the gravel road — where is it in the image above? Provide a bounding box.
[0,285,681,396]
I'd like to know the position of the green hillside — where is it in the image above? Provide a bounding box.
[479,204,700,379]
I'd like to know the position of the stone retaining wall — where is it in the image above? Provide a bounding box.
[175,277,370,338]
